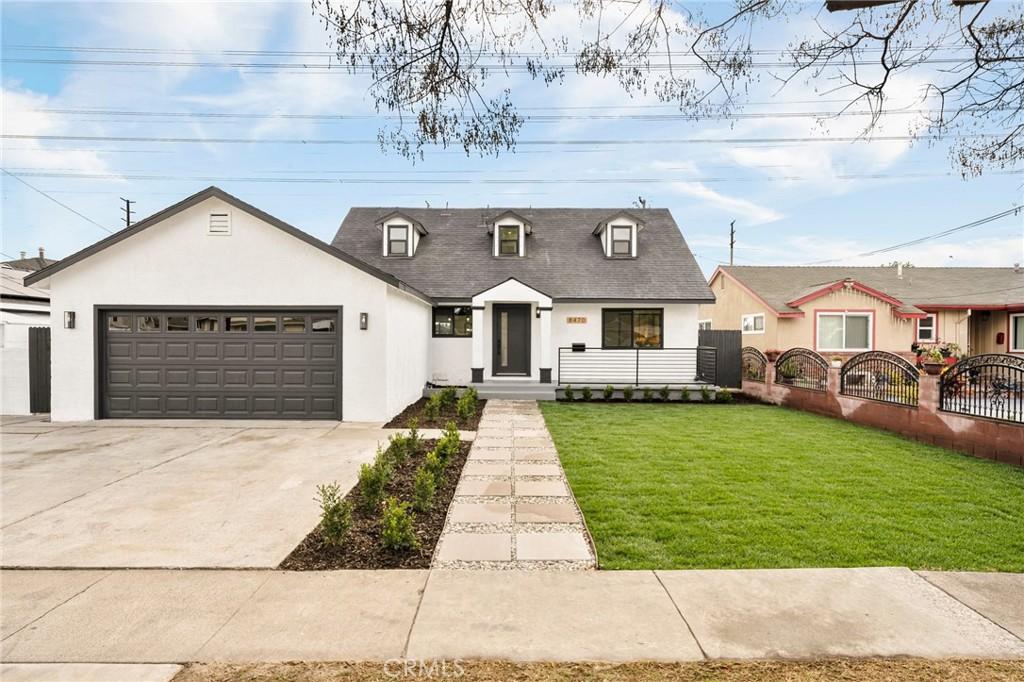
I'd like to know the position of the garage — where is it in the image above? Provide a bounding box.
[99,308,342,419]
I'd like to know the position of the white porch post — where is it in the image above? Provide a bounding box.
[471,305,485,383]
[539,307,552,383]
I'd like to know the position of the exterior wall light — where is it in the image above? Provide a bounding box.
[64,311,76,329]
[359,312,368,330]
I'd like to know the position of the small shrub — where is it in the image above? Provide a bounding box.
[315,482,352,546]
[424,393,442,422]
[434,421,461,463]
[603,384,615,400]
[581,386,593,401]
[438,386,458,410]
[700,385,712,403]
[380,497,419,551]
[563,385,575,401]
[358,447,391,512]
[386,432,410,466]
[716,389,734,403]
[456,390,477,422]
[642,386,653,401]
[424,449,445,482]
[412,466,436,512]
[407,418,422,454]
[659,385,670,401]
[622,385,634,401]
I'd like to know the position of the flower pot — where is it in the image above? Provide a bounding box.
[923,362,944,376]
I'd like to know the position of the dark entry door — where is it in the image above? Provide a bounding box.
[28,326,51,413]
[99,309,342,419]
[492,304,531,376]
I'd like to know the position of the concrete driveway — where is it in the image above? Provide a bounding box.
[0,416,387,568]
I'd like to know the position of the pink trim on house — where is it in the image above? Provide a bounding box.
[787,279,905,309]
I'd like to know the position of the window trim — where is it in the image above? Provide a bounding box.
[386,223,410,257]
[601,308,664,349]
[815,310,874,352]
[497,224,520,257]
[1010,313,1024,353]
[915,313,937,343]
[698,319,712,331]
[432,306,473,338]
[741,313,765,335]
[610,224,633,258]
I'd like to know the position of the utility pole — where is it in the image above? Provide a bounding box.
[120,197,135,228]
[729,220,736,266]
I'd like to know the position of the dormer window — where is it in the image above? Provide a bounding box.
[498,225,520,256]
[611,225,632,257]
[387,224,409,257]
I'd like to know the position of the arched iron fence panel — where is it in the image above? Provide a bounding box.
[840,351,919,407]
[940,354,1024,423]
[741,347,767,383]
[774,348,828,392]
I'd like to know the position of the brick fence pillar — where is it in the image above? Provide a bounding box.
[919,375,939,413]
[827,366,840,397]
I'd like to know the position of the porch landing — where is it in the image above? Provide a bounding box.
[470,381,557,401]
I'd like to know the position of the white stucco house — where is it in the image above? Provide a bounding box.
[25,187,715,422]
[2,265,51,415]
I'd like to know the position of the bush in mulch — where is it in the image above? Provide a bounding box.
[385,386,486,430]
[280,428,470,570]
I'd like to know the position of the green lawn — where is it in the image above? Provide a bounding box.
[540,402,1024,571]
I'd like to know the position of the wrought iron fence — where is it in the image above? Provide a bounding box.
[940,354,1024,424]
[741,346,767,383]
[840,351,919,407]
[773,347,828,392]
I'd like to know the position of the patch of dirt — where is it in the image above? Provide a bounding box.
[385,396,487,430]
[279,438,470,570]
[174,659,1024,682]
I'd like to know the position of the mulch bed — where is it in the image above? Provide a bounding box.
[279,437,471,570]
[384,396,487,430]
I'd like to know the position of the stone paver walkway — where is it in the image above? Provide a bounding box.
[432,400,596,569]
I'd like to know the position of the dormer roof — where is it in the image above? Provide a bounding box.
[376,210,428,235]
[593,210,645,235]
[488,210,533,235]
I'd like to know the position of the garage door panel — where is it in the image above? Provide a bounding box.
[101,310,340,419]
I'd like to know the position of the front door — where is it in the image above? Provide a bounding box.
[492,304,531,376]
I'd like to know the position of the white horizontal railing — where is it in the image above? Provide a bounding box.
[557,347,710,386]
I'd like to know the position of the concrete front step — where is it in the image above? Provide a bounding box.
[471,384,556,400]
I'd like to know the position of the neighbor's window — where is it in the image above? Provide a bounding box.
[1012,313,1024,352]
[107,315,131,332]
[817,312,871,351]
[433,307,473,337]
[916,314,936,342]
[741,313,765,334]
[498,225,519,256]
[611,225,632,256]
[602,309,663,349]
[698,319,712,331]
[387,224,409,256]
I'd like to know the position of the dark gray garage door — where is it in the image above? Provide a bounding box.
[100,309,341,419]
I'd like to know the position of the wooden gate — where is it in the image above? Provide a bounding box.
[28,326,51,413]
[698,329,741,388]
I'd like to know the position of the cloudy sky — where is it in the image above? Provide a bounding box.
[3,0,1022,276]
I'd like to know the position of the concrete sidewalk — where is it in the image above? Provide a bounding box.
[2,568,1022,664]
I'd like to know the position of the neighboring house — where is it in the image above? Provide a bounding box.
[700,265,1024,358]
[25,186,714,422]
[2,265,51,415]
[3,248,58,272]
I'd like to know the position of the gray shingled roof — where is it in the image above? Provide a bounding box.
[333,208,714,302]
[721,266,1024,312]
[2,255,57,272]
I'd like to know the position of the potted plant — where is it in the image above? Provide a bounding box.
[921,348,945,375]
[777,359,799,384]
[941,342,962,365]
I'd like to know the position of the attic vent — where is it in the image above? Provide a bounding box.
[208,212,231,236]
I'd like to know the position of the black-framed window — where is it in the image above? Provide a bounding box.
[387,224,409,256]
[433,306,473,337]
[601,309,663,348]
[611,225,632,257]
[498,225,519,256]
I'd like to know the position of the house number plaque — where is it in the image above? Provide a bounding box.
[566,316,587,324]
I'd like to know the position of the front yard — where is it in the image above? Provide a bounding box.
[540,403,1024,572]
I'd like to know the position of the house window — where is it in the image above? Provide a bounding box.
[741,313,765,334]
[137,315,161,332]
[1011,313,1024,352]
[698,319,712,331]
[498,225,519,256]
[387,224,409,256]
[433,307,473,337]
[916,314,936,342]
[817,312,872,351]
[311,315,336,333]
[107,315,131,332]
[611,225,632,256]
[195,316,219,332]
[602,309,663,349]
[226,316,248,332]
[167,315,189,332]
[253,316,277,332]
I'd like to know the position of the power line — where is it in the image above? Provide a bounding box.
[802,207,1023,265]
[1,169,115,234]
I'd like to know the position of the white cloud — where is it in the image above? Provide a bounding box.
[669,181,784,225]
